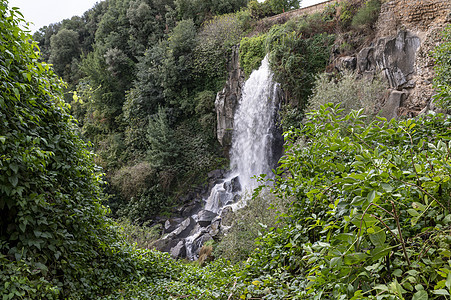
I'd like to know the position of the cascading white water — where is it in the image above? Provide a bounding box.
[229,55,278,191]
[184,56,281,260]
[204,55,279,214]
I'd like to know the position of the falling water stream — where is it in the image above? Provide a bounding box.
[204,56,279,213]
[183,56,280,259]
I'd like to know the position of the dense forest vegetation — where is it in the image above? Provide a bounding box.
[2,0,451,298]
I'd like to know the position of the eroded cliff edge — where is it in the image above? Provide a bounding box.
[336,0,451,118]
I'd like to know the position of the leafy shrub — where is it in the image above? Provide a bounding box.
[215,189,288,263]
[111,161,155,200]
[433,25,451,109]
[174,0,248,25]
[115,218,161,249]
[238,104,451,299]
[239,33,268,77]
[307,71,386,115]
[267,25,335,107]
[247,0,300,18]
[336,0,361,29]
[351,0,381,31]
[193,13,245,89]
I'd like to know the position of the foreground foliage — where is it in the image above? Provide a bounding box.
[433,25,451,109]
[238,105,451,299]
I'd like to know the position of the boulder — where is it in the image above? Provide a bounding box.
[153,238,181,253]
[380,90,408,120]
[209,216,222,237]
[167,217,196,239]
[170,240,186,259]
[224,176,241,193]
[181,200,202,218]
[164,218,184,234]
[197,210,218,227]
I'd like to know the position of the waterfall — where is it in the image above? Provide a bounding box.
[230,55,279,191]
[204,55,280,214]
[160,56,282,261]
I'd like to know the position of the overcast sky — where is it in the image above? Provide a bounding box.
[8,0,326,34]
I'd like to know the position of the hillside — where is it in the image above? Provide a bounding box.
[2,0,451,298]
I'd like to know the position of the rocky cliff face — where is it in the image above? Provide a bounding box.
[215,45,245,155]
[337,0,451,118]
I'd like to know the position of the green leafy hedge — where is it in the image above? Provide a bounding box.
[238,104,451,299]
[239,34,268,77]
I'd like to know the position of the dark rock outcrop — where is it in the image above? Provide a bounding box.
[353,30,421,119]
[215,45,245,154]
[197,210,218,227]
[357,31,420,89]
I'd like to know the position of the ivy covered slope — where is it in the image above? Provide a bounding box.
[0,4,202,299]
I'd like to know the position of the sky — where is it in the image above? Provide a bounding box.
[8,0,325,34]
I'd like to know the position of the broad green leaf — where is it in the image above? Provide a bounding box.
[330,256,342,268]
[374,284,389,291]
[369,226,386,246]
[367,190,376,202]
[407,209,420,217]
[446,271,451,290]
[433,289,450,296]
[8,175,18,187]
[412,290,428,300]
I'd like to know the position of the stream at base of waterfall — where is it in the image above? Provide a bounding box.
[155,56,283,260]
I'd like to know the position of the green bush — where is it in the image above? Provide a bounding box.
[351,0,381,31]
[239,34,268,77]
[238,104,451,299]
[193,13,245,90]
[433,25,451,109]
[0,4,171,298]
[215,189,288,263]
[247,0,300,18]
[266,24,335,107]
[308,71,386,115]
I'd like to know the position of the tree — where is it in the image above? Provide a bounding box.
[267,0,300,14]
[0,3,174,298]
[49,28,81,81]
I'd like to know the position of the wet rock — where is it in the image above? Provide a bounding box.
[170,240,186,259]
[216,45,245,154]
[208,169,225,180]
[224,176,241,193]
[209,216,222,237]
[153,238,181,253]
[190,233,213,258]
[198,210,218,227]
[164,218,184,234]
[181,200,202,218]
[168,217,196,239]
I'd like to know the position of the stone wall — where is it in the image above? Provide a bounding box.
[264,0,337,23]
[377,0,451,37]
